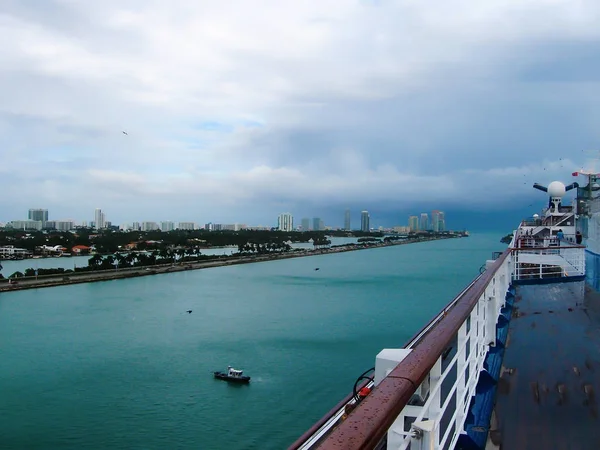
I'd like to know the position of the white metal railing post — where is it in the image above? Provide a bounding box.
[469,306,479,398]
[456,319,468,432]
[429,356,442,444]
[410,420,435,450]
[486,291,497,346]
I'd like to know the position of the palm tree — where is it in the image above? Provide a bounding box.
[159,248,169,263]
[148,252,157,266]
[136,252,149,267]
[102,255,115,270]
[125,252,136,266]
[115,253,127,269]
[89,254,103,268]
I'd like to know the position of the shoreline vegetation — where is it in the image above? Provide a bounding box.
[0,233,465,292]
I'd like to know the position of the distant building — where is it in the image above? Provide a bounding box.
[28,208,48,223]
[393,226,410,234]
[94,208,105,230]
[222,224,245,231]
[312,217,325,231]
[178,222,196,230]
[431,210,446,232]
[71,245,91,255]
[141,221,159,231]
[344,209,351,230]
[420,213,429,231]
[301,218,310,231]
[45,220,74,231]
[431,210,440,232]
[132,222,140,231]
[409,216,419,232]
[438,211,446,231]
[278,213,294,232]
[0,246,30,258]
[203,222,227,231]
[161,221,175,232]
[361,211,370,232]
[7,220,43,231]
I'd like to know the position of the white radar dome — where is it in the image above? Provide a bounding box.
[547,181,566,198]
[533,214,539,218]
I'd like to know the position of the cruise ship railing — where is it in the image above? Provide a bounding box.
[512,244,585,280]
[290,250,513,450]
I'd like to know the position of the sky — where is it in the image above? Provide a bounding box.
[1,0,600,229]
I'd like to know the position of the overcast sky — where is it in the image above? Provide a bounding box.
[1,1,599,228]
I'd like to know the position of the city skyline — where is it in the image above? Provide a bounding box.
[4,206,456,232]
[0,3,596,228]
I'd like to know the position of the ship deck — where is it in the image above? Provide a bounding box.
[492,281,600,449]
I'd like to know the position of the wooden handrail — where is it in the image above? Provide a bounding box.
[288,275,482,450]
[315,249,511,449]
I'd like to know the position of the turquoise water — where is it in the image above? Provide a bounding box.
[0,233,503,449]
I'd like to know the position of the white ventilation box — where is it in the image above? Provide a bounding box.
[374,348,412,386]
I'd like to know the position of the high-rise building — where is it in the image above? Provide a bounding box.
[419,213,429,231]
[312,217,324,231]
[361,211,370,232]
[222,224,245,231]
[409,216,419,232]
[429,210,446,232]
[161,221,175,232]
[278,213,294,232]
[141,221,159,231]
[431,210,441,232]
[438,211,446,231]
[94,208,105,230]
[8,220,43,230]
[45,220,74,231]
[301,218,310,231]
[28,209,48,223]
[178,222,196,230]
[344,209,351,230]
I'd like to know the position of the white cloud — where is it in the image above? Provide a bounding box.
[1,1,599,225]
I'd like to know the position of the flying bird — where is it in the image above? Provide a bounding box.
[186,310,192,314]
[122,131,128,135]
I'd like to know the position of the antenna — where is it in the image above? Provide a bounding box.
[579,149,600,175]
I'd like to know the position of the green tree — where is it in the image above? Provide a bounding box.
[89,254,103,268]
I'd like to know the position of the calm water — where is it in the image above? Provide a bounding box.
[0,233,503,450]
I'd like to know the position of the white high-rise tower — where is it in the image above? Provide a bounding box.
[94,208,105,230]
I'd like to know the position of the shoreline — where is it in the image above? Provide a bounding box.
[0,236,459,293]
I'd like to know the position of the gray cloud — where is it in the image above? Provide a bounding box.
[1,1,599,227]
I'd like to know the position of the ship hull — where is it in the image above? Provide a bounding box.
[213,372,251,383]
